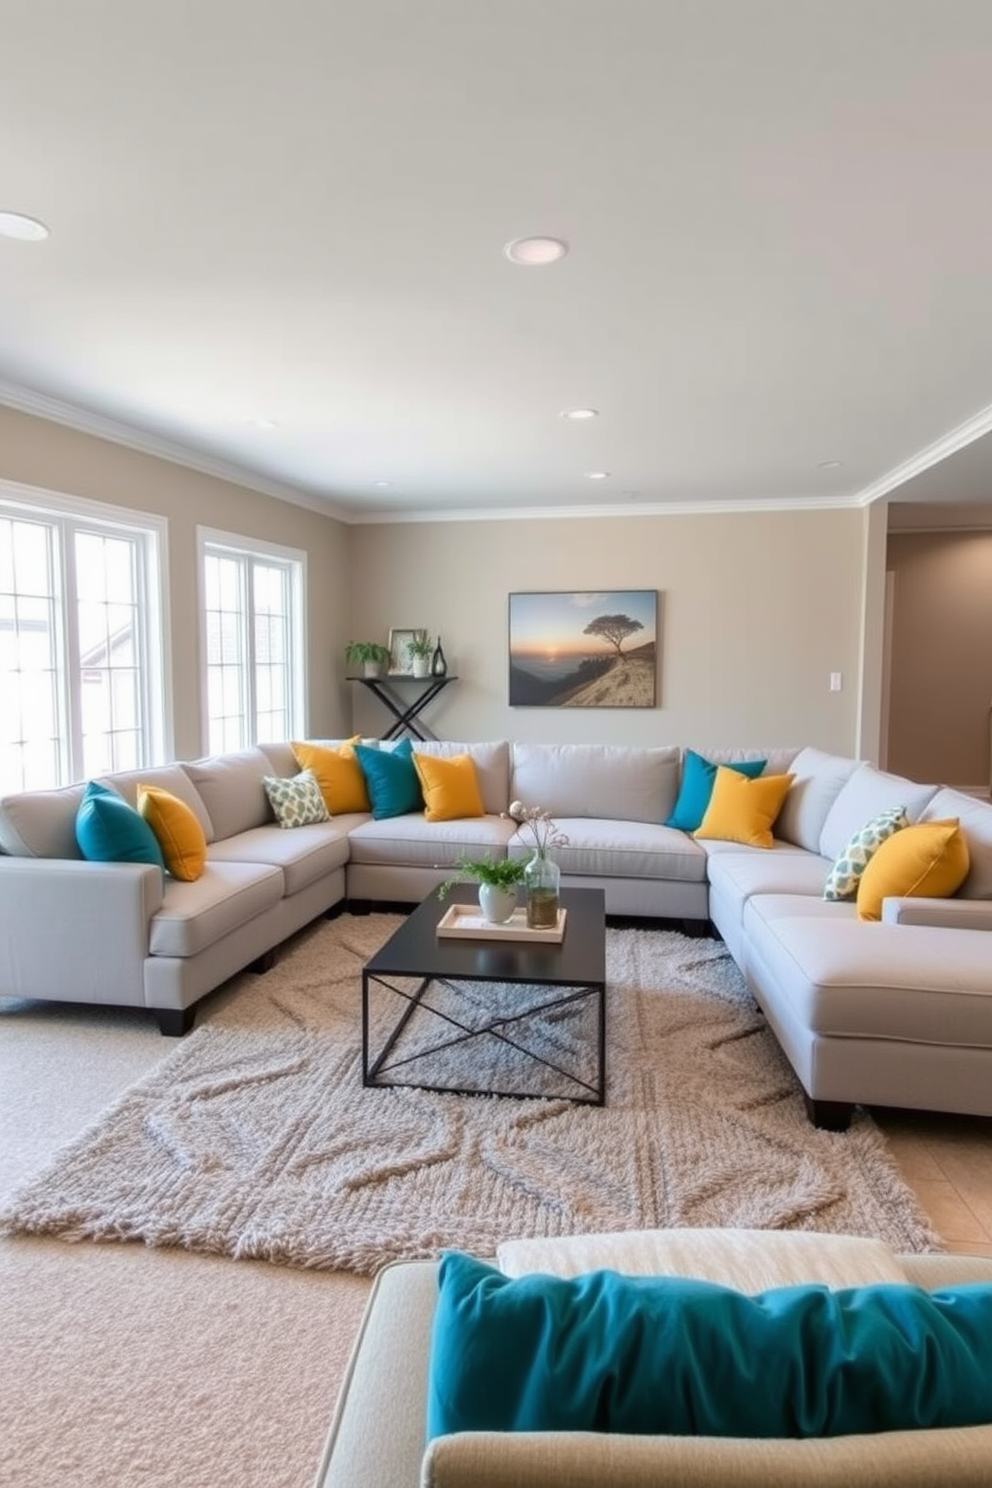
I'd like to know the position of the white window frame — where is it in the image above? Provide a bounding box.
[0,478,171,790]
[196,526,307,754]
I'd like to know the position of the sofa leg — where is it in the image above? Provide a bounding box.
[324,900,345,920]
[249,948,277,974]
[680,918,711,938]
[157,1006,196,1037]
[347,899,373,915]
[804,1094,854,1132]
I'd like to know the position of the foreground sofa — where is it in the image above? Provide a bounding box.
[315,1228,992,1488]
[1,738,991,1128]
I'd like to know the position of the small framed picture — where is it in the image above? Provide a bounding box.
[388,628,419,675]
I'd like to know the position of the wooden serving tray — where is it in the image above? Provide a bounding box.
[436,904,567,943]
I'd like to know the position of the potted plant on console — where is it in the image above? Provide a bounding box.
[438,854,528,925]
[406,631,434,678]
[345,640,391,678]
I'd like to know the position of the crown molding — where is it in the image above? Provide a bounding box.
[0,380,352,523]
[346,492,862,524]
[855,399,992,507]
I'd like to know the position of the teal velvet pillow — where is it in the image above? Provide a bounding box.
[354,738,424,820]
[75,780,166,869]
[666,751,767,831]
[427,1252,992,1441]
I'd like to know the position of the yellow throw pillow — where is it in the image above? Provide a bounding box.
[856,818,970,922]
[412,752,485,822]
[137,784,207,881]
[292,738,370,814]
[694,767,795,850]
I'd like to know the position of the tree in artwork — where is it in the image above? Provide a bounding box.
[582,613,644,659]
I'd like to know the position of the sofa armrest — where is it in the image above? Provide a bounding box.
[881,896,992,930]
[0,857,163,1005]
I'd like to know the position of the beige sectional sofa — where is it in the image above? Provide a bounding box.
[1,738,991,1128]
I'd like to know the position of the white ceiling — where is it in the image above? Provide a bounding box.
[3,0,992,524]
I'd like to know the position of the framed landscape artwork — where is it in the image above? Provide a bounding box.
[508,590,658,707]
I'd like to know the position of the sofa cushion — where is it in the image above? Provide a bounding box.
[743,896,992,1045]
[775,747,861,853]
[182,747,276,843]
[98,763,214,839]
[427,1252,992,1441]
[75,782,165,870]
[148,860,284,957]
[923,788,992,900]
[208,820,352,895]
[262,769,330,828]
[695,769,794,849]
[346,814,517,870]
[409,740,510,817]
[355,739,424,819]
[412,752,485,822]
[856,819,970,922]
[496,1227,909,1289]
[0,782,87,858]
[665,750,767,831]
[508,818,709,882]
[292,738,371,815]
[822,806,910,902]
[137,784,208,881]
[510,743,680,824]
[818,764,937,863]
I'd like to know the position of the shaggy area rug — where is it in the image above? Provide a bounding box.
[0,914,941,1273]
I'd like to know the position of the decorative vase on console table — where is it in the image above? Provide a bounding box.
[524,849,561,929]
[431,636,448,677]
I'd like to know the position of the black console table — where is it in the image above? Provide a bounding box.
[347,674,457,741]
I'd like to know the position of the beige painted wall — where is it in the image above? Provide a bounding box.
[885,529,992,790]
[0,407,351,758]
[347,508,866,752]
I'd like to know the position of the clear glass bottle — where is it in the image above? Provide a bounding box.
[524,849,560,929]
[431,636,447,677]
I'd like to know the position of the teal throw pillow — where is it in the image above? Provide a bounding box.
[354,738,424,819]
[427,1252,992,1441]
[823,805,909,900]
[665,751,767,831]
[75,780,166,869]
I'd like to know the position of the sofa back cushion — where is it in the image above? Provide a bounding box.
[818,763,938,863]
[412,740,509,816]
[510,743,680,823]
[0,782,88,858]
[923,788,992,900]
[182,747,276,843]
[775,746,861,853]
[99,763,214,840]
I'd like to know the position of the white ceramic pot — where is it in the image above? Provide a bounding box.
[412,656,431,677]
[478,883,517,924]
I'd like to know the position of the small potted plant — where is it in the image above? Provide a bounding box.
[438,853,527,924]
[406,630,434,678]
[345,640,391,678]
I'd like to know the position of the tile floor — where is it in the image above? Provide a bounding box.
[873,1108,992,1256]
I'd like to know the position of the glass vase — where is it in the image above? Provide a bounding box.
[524,849,560,929]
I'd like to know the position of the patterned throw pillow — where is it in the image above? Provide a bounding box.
[823,806,909,901]
[262,769,330,829]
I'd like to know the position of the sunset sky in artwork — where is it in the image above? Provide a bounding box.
[509,590,656,659]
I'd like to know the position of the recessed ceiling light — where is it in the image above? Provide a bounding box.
[0,211,49,241]
[504,236,569,266]
[249,417,279,430]
[584,471,610,480]
[374,480,392,488]
[560,408,599,421]
[816,459,843,470]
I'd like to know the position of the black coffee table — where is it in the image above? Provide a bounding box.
[361,886,607,1104]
